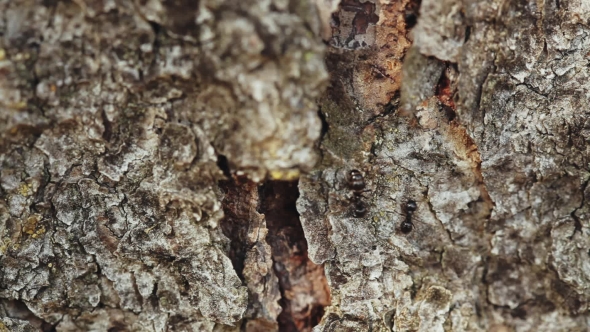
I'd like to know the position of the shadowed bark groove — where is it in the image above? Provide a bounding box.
[259,181,330,332]
[219,179,281,331]
[219,179,329,331]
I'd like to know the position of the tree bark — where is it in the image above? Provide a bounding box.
[1,0,327,330]
[300,0,590,331]
[1,0,589,331]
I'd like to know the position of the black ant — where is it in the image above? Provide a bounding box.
[400,199,417,233]
[352,200,367,218]
[347,170,368,217]
[348,169,366,191]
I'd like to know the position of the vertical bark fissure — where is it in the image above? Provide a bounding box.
[259,181,330,332]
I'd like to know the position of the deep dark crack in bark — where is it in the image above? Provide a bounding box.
[259,181,330,332]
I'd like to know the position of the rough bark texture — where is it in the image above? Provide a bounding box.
[299,0,590,331]
[1,0,590,332]
[0,0,327,330]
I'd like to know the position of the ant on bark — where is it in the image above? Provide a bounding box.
[347,169,368,218]
[381,197,420,234]
[400,199,417,233]
[345,170,420,232]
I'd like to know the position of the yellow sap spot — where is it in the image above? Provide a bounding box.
[18,183,32,196]
[0,49,5,61]
[269,169,300,181]
[144,225,157,234]
[0,240,9,254]
[8,101,27,110]
[48,263,53,268]
[23,215,41,236]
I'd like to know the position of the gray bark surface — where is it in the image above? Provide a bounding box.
[1,0,589,331]
[0,0,326,330]
[299,0,590,331]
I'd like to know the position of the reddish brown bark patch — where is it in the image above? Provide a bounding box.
[327,0,416,118]
[435,66,456,110]
[340,0,380,35]
[434,65,494,223]
[220,179,330,331]
[259,181,331,332]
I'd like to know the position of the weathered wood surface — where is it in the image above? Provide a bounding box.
[1,0,589,331]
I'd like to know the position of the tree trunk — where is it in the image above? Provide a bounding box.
[1,0,589,331]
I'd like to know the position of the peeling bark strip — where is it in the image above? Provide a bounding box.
[0,0,327,330]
